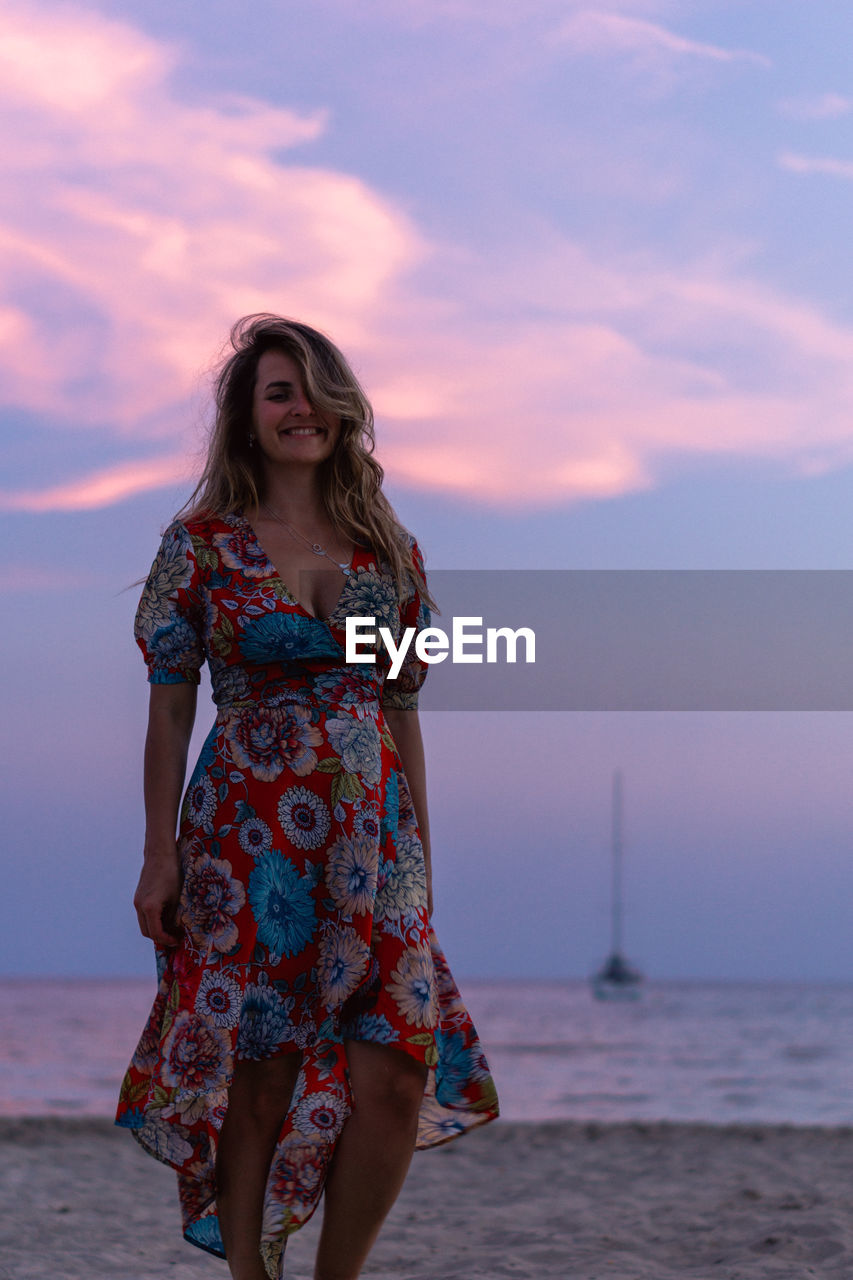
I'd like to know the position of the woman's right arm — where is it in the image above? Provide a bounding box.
[133,682,198,948]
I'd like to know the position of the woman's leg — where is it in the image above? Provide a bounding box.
[216,1052,302,1280]
[313,1041,428,1280]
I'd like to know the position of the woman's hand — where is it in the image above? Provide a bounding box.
[134,846,184,947]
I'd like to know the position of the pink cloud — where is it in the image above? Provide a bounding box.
[0,454,191,512]
[777,93,853,121]
[779,151,853,181]
[373,309,853,504]
[0,4,169,112]
[2,1,853,512]
[0,2,423,436]
[551,10,770,69]
[364,229,853,503]
[345,0,677,24]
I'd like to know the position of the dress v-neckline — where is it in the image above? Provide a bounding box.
[234,509,358,624]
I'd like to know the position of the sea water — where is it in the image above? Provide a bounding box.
[2,977,853,1125]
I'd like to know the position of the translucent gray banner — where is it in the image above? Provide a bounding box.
[386,570,853,711]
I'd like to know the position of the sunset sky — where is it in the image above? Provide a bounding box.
[4,0,853,981]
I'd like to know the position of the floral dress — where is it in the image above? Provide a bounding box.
[115,510,499,1279]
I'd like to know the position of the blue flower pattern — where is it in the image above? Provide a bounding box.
[248,853,318,958]
[239,611,343,666]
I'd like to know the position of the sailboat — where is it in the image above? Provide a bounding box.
[591,769,643,1000]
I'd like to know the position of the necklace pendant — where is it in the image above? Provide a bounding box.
[311,543,324,554]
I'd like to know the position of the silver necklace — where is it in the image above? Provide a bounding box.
[261,502,352,575]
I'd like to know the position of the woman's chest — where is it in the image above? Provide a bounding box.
[192,525,402,668]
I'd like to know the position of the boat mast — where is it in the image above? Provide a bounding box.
[611,769,623,956]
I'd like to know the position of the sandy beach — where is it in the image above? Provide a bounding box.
[2,1117,853,1279]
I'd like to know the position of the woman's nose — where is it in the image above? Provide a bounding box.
[290,389,313,416]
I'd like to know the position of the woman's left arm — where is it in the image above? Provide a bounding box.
[383,706,433,918]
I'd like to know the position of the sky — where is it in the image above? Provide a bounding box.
[4,0,853,981]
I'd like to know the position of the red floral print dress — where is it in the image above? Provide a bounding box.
[115,510,499,1279]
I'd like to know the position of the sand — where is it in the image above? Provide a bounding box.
[2,1118,853,1279]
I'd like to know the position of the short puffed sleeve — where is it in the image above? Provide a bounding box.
[381,538,431,711]
[134,521,206,685]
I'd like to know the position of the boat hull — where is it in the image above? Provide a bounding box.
[592,976,643,1002]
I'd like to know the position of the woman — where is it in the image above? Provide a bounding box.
[115,315,499,1280]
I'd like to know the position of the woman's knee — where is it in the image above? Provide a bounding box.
[227,1052,301,1126]
[346,1042,427,1122]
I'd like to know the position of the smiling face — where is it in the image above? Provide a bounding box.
[251,348,341,472]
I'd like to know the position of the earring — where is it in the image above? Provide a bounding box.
[248,433,255,449]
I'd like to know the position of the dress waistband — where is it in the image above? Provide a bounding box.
[213,671,381,715]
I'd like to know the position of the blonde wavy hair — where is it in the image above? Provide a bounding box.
[179,314,428,598]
